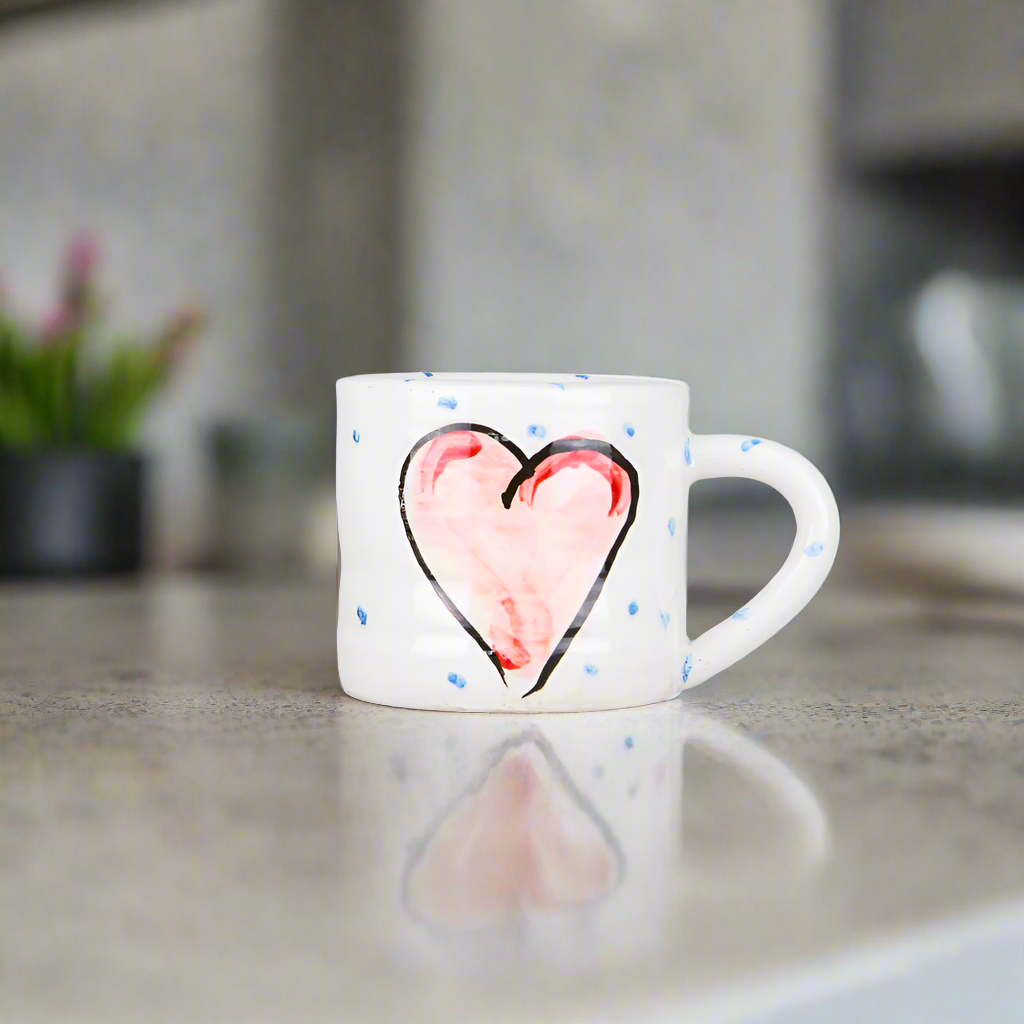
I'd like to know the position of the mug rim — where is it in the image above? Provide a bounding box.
[336,372,690,392]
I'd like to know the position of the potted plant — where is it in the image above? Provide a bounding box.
[0,233,203,576]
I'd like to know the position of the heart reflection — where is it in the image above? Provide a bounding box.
[403,731,624,928]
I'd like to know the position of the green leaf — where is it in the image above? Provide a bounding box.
[0,389,42,446]
[79,342,167,448]
[0,303,198,450]
[0,321,44,446]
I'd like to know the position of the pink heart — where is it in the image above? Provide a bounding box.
[404,736,622,927]
[400,424,638,697]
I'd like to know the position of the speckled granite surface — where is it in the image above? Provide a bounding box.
[2,574,1023,1023]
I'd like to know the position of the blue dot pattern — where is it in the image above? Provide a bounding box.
[551,382,565,390]
[628,601,639,616]
[356,606,367,625]
[423,371,434,377]
[682,653,693,684]
[437,396,458,409]
[624,423,635,437]
[684,437,692,466]
[660,612,670,628]
[804,542,824,557]
[584,664,598,675]
[527,424,547,438]
[668,517,676,536]
[741,438,762,452]
[575,374,589,379]
[352,429,360,443]
[731,608,751,620]
[624,737,634,750]
[447,672,467,688]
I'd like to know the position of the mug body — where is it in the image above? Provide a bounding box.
[337,372,691,712]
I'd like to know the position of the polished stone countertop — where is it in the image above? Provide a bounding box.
[2,555,1024,1022]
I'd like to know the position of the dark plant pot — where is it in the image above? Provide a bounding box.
[0,449,145,577]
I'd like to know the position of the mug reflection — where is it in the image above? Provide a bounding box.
[338,697,830,979]
[403,731,624,928]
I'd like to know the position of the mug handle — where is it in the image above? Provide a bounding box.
[684,434,840,688]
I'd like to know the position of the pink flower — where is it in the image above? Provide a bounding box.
[65,231,100,283]
[40,305,74,341]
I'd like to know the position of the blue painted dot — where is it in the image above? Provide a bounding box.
[628,601,639,616]
[804,542,824,557]
[624,423,635,437]
[352,429,360,443]
[447,672,467,689]
[731,608,751,620]
[423,371,434,377]
[527,424,547,439]
[684,437,692,466]
[668,517,676,537]
[660,612,670,628]
[356,606,367,626]
[624,737,634,750]
[575,374,590,379]
[682,653,693,684]
[437,396,458,409]
[551,382,565,390]
[584,664,598,675]
[741,438,762,452]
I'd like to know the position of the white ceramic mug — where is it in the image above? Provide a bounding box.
[336,373,839,711]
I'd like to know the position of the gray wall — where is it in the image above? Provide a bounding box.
[265,0,404,414]
[403,0,830,459]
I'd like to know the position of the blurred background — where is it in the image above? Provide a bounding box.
[2,0,1023,590]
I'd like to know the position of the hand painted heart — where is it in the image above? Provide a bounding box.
[404,735,622,927]
[400,423,639,697]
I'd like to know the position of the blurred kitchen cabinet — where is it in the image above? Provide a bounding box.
[832,2,1024,499]
[839,0,1024,164]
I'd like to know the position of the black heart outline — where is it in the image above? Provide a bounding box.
[398,422,640,698]
[401,728,626,929]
